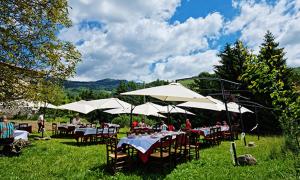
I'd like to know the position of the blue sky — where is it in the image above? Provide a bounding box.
[59,0,300,82]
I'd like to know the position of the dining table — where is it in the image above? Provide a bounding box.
[191,125,230,136]
[117,131,183,163]
[14,130,29,141]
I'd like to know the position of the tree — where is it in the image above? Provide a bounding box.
[0,0,81,102]
[242,31,298,135]
[214,41,250,89]
[190,72,219,96]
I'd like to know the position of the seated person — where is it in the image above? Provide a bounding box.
[168,124,175,131]
[72,114,81,125]
[0,115,15,152]
[138,119,147,128]
[223,121,228,126]
[185,119,192,130]
[160,120,168,131]
[216,121,222,126]
[132,120,138,128]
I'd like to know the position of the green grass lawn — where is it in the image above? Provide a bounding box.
[0,130,297,180]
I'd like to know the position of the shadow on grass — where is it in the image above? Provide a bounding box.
[89,159,172,179]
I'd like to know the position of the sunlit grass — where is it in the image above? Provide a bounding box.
[0,130,296,179]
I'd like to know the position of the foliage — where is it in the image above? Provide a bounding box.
[190,72,219,96]
[214,41,250,91]
[241,31,299,156]
[0,0,81,102]
[0,132,296,179]
[111,114,156,128]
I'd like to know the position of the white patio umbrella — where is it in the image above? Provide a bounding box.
[121,82,214,103]
[86,98,132,110]
[178,96,253,114]
[58,100,96,114]
[132,102,166,118]
[104,106,167,118]
[161,105,195,115]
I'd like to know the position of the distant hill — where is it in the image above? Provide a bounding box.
[63,78,126,90]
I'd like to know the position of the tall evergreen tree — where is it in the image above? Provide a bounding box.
[214,41,249,83]
[214,40,251,98]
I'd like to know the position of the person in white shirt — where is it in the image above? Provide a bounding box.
[37,114,44,133]
[72,114,81,125]
[138,119,147,128]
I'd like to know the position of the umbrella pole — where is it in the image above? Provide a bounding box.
[130,104,133,130]
[255,107,259,140]
[220,80,237,165]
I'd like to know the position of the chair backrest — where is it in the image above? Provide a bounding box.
[187,132,199,146]
[159,135,172,157]
[52,123,57,129]
[174,133,184,150]
[96,127,104,135]
[74,131,85,139]
[108,127,116,134]
[106,137,118,158]
[19,123,28,128]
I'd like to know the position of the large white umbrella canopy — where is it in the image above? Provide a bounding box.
[121,82,213,103]
[58,100,96,114]
[161,105,195,115]
[86,98,132,110]
[104,104,167,118]
[178,96,253,114]
[133,102,166,118]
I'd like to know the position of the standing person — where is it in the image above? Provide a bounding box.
[185,119,192,130]
[37,114,44,133]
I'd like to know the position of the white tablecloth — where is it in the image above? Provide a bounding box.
[14,130,29,141]
[74,128,116,136]
[117,131,182,154]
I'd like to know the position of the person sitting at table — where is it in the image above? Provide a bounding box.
[37,114,44,133]
[0,115,15,153]
[160,120,168,131]
[216,121,222,126]
[132,120,138,128]
[72,114,81,125]
[138,119,146,128]
[168,124,175,131]
[185,119,192,130]
[223,121,228,126]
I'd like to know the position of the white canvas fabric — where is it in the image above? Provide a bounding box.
[58,100,96,114]
[86,98,132,110]
[178,96,253,114]
[161,105,195,115]
[121,83,213,103]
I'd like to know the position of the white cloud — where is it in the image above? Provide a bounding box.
[60,0,224,82]
[68,0,181,23]
[226,0,300,66]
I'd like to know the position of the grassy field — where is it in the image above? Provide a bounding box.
[0,126,297,179]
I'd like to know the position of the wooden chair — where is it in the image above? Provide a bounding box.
[186,132,200,160]
[51,123,58,136]
[149,135,173,172]
[216,127,222,145]
[106,137,130,173]
[74,131,86,145]
[96,127,104,144]
[204,128,217,146]
[108,127,117,138]
[171,133,186,164]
